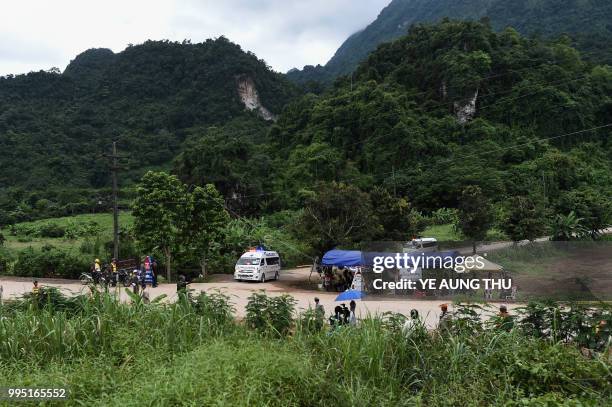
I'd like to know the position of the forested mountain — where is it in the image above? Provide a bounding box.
[0,38,296,222]
[1,20,610,235]
[287,0,612,84]
[177,21,611,231]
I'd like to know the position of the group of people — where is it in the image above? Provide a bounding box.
[320,266,355,292]
[310,297,358,331]
[312,299,516,335]
[91,256,158,292]
[402,303,514,335]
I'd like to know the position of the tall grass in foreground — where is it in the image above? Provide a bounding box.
[0,290,610,406]
[0,288,235,363]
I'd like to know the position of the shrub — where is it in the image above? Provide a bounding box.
[430,208,459,225]
[0,247,12,274]
[38,223,66,238]
[245,291,296,337]
[190,290,235,329]
[12,248,89,279]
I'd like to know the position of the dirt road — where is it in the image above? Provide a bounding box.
[0,268,521,329]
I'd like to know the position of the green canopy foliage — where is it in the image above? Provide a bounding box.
[0,37,297,222]
[2,21,611,251]
[263,21,612,237]
[287,0,612,84]
[132,171,229,280]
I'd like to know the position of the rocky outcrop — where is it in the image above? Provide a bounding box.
[236,75,275,121]
[454,89,478,124]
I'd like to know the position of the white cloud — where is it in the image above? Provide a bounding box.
[0,0,389,76]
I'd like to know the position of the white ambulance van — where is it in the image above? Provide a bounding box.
[406,237,438,253]
[234,249,281,282]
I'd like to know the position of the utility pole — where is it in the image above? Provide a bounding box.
[111,142,119,260]
[392,165,397,197]
[102,142,124,260]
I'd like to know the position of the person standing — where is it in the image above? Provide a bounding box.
[323,270,332,292]
[349,300,357,325]
[177,275,188,296]
[341,303,350,324]
[93,259,102,284]
[32,280,40,295]
[110,258,118,287]
[330,305,343,327]
[151,259,158,287]
[130,270,140,295]
[314,297,325,316]
[438,303,452,332]
[403,309,421,336]
[314,297,325,331]
[496,305,513,331]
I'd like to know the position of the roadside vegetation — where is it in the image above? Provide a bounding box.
[0,289,609,406]
[1,21,611,282]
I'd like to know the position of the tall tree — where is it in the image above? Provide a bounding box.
[298,182,381,255]
[557,188,611,238]
[180,184,230,277]
[133,171,188,281]
[369,186,426,240]
[501,195,548,243]
[457,185,493,253]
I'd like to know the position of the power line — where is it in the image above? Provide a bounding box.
[178,72,594,196]
[340,73,591,149]
[379,123,612,190]
[127,124,610,261]
[132,123,611,204]
[102,141,122,259]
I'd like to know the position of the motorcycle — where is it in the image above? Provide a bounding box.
[79,270,107,286]
[116,269,132,287]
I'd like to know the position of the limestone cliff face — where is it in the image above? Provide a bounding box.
[236,75,275,121]
[454,89,478,124]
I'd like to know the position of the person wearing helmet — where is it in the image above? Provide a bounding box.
[110,258,118,287]
[32,280,40,295]
[438,303,452,332]
[93,259,102,284]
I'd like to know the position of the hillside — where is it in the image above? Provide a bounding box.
[0,38,297,223]
[1,20,610,279]
[241,21,612,220]
[1,21,610,238]
[287,0,612,84]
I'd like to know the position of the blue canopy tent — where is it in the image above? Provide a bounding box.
[322,249,462,300]
[321,250,365,267]
[323,249,460,269]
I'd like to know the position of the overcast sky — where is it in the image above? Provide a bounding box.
[0,0,390,76]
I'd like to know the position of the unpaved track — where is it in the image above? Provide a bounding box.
[0,268,520,329]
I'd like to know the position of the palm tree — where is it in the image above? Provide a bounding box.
[550,211,589,241]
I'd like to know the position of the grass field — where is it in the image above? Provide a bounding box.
[0,290,609,406]
[0,213,136,279]
[488,242,612,301]
[3,212,134,253]
[422,224,508,242]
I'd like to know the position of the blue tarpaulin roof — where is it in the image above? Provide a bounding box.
[321,250,364,267]
[322,249,460,268]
